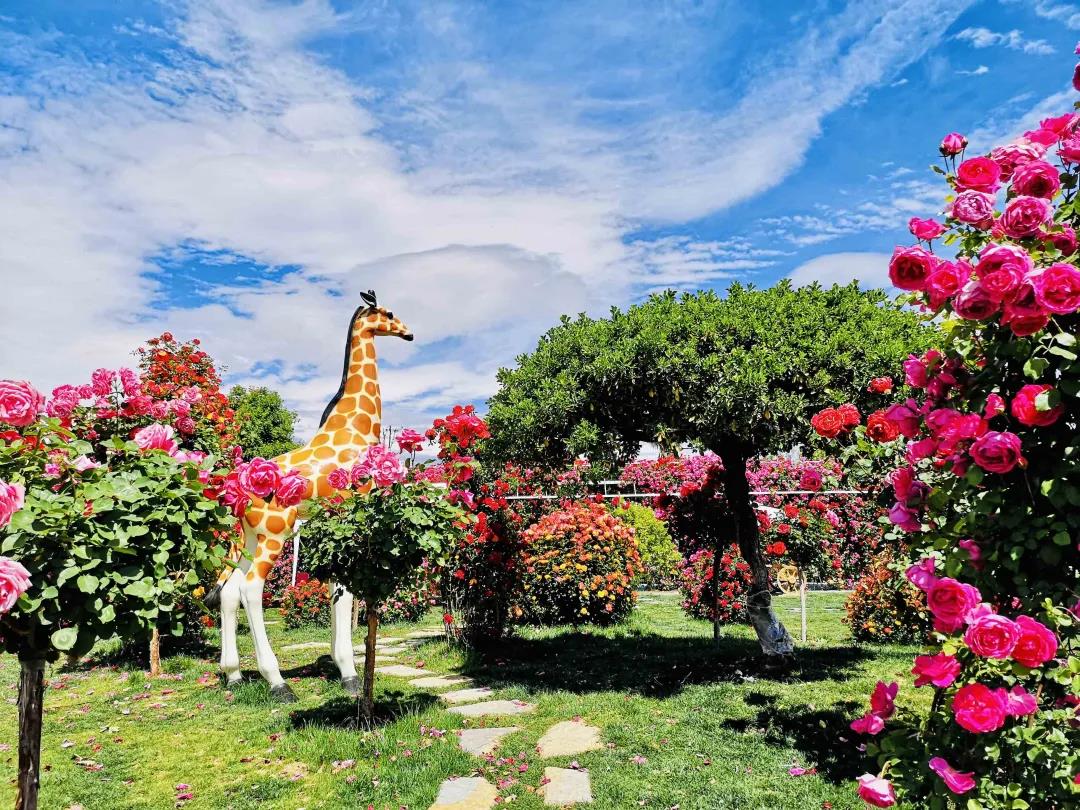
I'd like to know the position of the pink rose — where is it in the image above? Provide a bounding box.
[0,482,26,528]
[883,401,921,438]
[870,681,898,719]
[176,416,196,435]
[928,757,976,795]
[908,217,947,241]
[1003,685,1038,717]
[912,652,960,688]
[169,399,191,417]
[1060,131,1080,163]
[274,471,307,508]
[357,444,406,488]
[969,431,1024,474]
[1001,279,1050,336]
[957,538,981,563]
[181,387,201,403]
[905,558,938,592]
[950,190,996,227]
[925,260,970,309]
[133,423,178,455]
[1040,112,1078,137]
[150,401,169,420]
[902,355,928,387]
[856,774,896,808]
[939,132,967,157]
[952,280,999,321]
[964,613,1020,659]
[1011,160,1060,199]
[1029,262,1080,315]
[927,577,981,633]
[990,142,1045,181]
[1000,196,1052,239]
[888,502,921,532]
[849,712,884,735]
[888,245,935,291]
[90,368,116,397]
[219,472,250,518]
[952,682,1008,733]
[1010,384,1063,427]
[798,468,822,492]
[1045,223,1078,256]
[974,244,1032,302]
[72,455,101,472]
[890,466,929,506]
[1012,615,1058,668]
[0,557,31,613]
[0,381,44,428]
[327,467,351,490]
[238,458,282,499]
[119,368,141,398]
[395,428,426,453]
[956,157,1001,192]
[983,393,1005,419]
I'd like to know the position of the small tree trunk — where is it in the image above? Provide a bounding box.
[799,568,808,643]
[149,627,161,677]
[352,598,360,631]
[711,540,722,646]
[718,445,794,658]
[361,599,378,726]
[16,658,46,810]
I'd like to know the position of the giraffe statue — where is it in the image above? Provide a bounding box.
[208,290,413,702]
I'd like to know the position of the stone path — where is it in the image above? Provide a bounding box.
[448,699,536,718]
[536,720,602,758]
[438,687,493,704]
[542,767,593,806]
[456,727,519,756]
[410,675,472,689]
[375,664,431,678]
[429,776,498,810]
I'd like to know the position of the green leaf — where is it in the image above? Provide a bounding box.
[51,627,78,651]
[76,574,100,594]
[124,579,155,599]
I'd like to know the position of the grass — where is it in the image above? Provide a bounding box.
[0,592,924,809]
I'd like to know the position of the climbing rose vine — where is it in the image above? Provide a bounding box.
[834,58,1080,809]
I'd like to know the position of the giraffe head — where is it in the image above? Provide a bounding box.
[354,290,413,341]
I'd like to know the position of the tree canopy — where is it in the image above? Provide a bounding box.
[227,385,299,460]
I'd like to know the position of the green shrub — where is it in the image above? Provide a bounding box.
[622,503,680,589]
[280,576,332,629]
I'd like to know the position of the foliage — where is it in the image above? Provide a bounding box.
[844,553,933,645]
[361,560,438,624]
[518,501,640,625]
[262,541,298,608]
[677,545,754,624]
[623,503,680,589]
[227,385,299,460]
[280,576,331,630]
[831,76,1080,808]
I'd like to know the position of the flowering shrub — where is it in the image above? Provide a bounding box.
[263,543,298,608]
[518,501,640,625]
[280,577,331,629]
[844,552,932,644]
[677,545,754,624]
[360,560,439,624]
[623,503,680,589]
[834,62,1080,808]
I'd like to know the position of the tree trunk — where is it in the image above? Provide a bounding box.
[149,627,161,677]
[710,540,722,646]
[16,658,45,810]
[718,445,794,658]
[799,567,808,643]
[361,599,378,726]
[352,598,360,631]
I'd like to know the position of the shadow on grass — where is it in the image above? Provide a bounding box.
[460,630,873,698]
[722,691,865,783]
[288,689,438,730]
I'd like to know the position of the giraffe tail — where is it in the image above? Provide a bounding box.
[203,583,224,610]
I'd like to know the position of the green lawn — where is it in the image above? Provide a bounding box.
[0,592,923,809]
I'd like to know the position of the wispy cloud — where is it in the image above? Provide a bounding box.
[957,65,991,75]
[1026,0,1080,30]
[955,27,1055,55]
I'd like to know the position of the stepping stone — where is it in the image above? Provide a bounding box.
[376,665,431,678]
[410,676,473,689]
[541,767,592,806]
[407,629,443,639]
[355,654,397,663]
[282,641,330,651]
[430,775,497,810]
[457,726,519,756]
[439,687,493,704]
[448,700,536,718]
[536,721,603,758]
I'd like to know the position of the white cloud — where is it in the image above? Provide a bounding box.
[954,27,1055,55]
[1027,0,1080,30]
[787,252,893,290]
[957,65,991,76]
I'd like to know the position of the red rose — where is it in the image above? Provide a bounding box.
[811,407,844,439]
[866,411,900,443]
[955,156,1002,193]
[837,403,860,428]
[867,377,893,394]
[1010,384,1063,427]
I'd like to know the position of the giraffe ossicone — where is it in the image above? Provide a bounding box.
[212,293,413,701]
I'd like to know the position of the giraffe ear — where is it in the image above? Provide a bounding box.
[360,290,377,308]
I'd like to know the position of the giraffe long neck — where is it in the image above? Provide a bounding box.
[311,325,382,452]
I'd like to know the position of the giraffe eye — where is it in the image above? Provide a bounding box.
[386,311,394,319]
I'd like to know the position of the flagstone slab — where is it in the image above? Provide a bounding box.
[457,726,519,756]
[439,687,493,704]
[448,700,536,718]
[536,721,603,758]
[407,629,444,639]
[410,676,473,689]
[541,767,592,806]
[376,665,431,677]
[430,776,498,810]
[282,642,330,651]
[355,654,397,663]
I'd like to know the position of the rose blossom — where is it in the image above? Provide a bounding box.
[133,423,179,455]
[1061,129,1080,163]
[964,613,1020,659]
[867,377,893,394]
[952,280,998,321]
[1000,196,1052,239]
[1001,279,1050,336]
[219,472,250,518]
[949,190,995,227]
[0,557,31,613]
[849,712,884,735]
[1028,262,1080,315]
[928,757,976,795]
[1003,685,1038,717]
[356,444,405,488]
[902,354,929,387]
[0,481,25,528]
[0,380,44,427]
[1011,160,1060,199]
[856,774,896,808]
[990,142,1045,181]
[983,393,1005,419]
[912,652,960,688]
[1012,615,1058,668]
[238,458,282,499]
[883,400,921,438]
[838,403,860,428]
[974,244,1032,302]
[926,577,981,633]
[888,502,921,532]
[395,428,426,453]
[72,455,101,472]
[957,538,981,563]
[888,245,935,291]
[1045,223,1077,256]
[870,681,898,719]
[925,260,970,309]
[798,468,823,491]
[326,467,351,490]
[890,466,929,506]
[939,132,967,156]
[865,411,899,443]
[1010,384,1063,427]
[952,682,1008,733]
[956,157,1002,192]
[810,407,844,439]
[905,558,938,592]
[908,217,947,241]
[274,471,307,507]
[150,401,169,420]
[969,431,1025,474]
[176,416,196,435]
[90,368,116,397]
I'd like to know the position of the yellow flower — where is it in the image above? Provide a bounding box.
[579,607,588,615]
[192,586,206,599]
[597,589,608,598]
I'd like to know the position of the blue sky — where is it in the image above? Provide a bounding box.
[2,0,1078,436]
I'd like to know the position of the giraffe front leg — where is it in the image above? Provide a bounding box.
[239,573,296,703]
[330,583,359,695]
[218,568,244,686]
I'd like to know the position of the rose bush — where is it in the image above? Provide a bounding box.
[280,576,331,629]
[677,545,754,624]
[844,552,933,645]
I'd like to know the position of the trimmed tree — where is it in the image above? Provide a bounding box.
[227,385,299,460]
[485,282,933,657]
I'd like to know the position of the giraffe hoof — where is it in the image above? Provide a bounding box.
[270,683,299,703]
[341,676,361,697]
